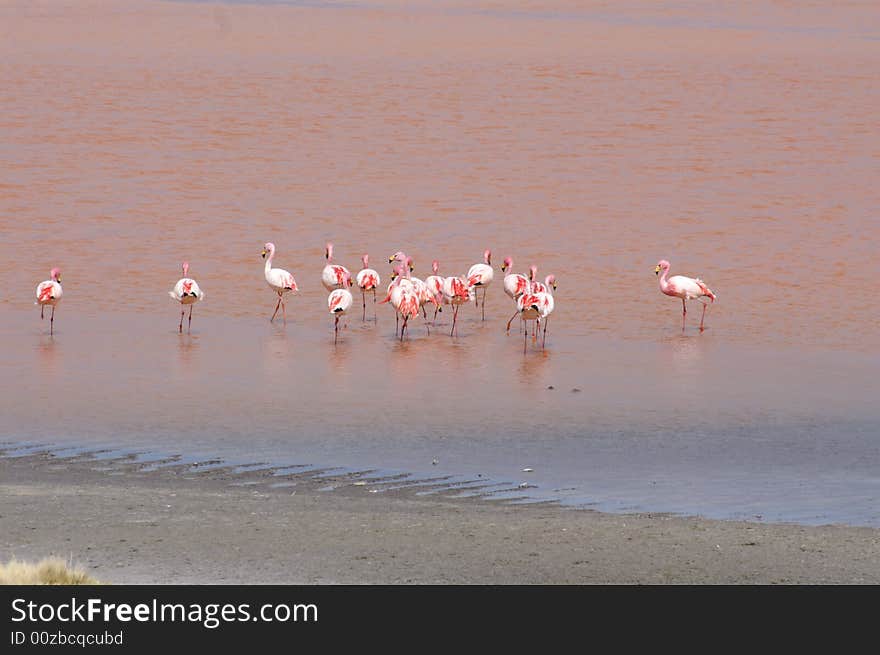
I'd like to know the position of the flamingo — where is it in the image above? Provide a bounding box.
[382,264,420,341]
[262,242,298,324]
[655,259,716,332]
[355,254,381,321]
[388,251,414,273]
[441,275,471,337]
[322,242,352,292]
[168,261,205,334]
[35,267,62,335]
[466,249,494,321]
[501,257,531,333]
[423,260,446,322]
[328,271,354,344]
[517,290,554,352]
[404,256,438,329]
[532,274,557,295]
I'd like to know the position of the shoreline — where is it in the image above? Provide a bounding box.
[2,452,878,584]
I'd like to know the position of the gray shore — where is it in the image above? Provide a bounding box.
[1,453,878,584]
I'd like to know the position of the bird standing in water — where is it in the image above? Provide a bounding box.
[467,249,494,321]
[355,254,381,321]
[328,271,354,344]
[35,267,63,335]
[168,261,205,333]
[655,259,716,332]
[262,242,298,324]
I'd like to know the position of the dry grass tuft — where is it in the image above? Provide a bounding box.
[0,557,101,585]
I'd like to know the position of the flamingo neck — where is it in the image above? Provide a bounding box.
[658,266,671,292]
[264,249,274,273]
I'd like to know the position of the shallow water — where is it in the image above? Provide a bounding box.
[1,0,878,526]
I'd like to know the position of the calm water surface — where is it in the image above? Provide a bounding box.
[1,0,878,525]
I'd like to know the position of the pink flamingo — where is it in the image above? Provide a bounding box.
[387,251,414,272]
[35,267,63,335]
[441,275,471,337]
[328,271,354,344]
[168,261,205,333]
[502,259,533,333]
[404,256,439,330]
[381,264,420,341]
[423,260,446,322]
[516,290,554,352]
[531,274,556,295]
[322,242,352,292]
[262,242,297,324]
[467,249,494,321]
[655,259,716,332]
[355,254,381,321]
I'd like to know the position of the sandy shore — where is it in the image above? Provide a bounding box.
[1,452,878,584]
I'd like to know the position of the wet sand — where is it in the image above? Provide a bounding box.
[2,453,879,584]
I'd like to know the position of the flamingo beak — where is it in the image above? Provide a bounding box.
[388,255,395,263]
[501,264,507,273]
[654,265,661,275]
[261,250,267,259]
[57,276,62,283]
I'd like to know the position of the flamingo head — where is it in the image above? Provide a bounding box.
[529,264,538,281]
[362,253,369,267]
[388,250,406,264]
[390,264,407,283]
[431,260,439,274]
[405,256,415,273]
[181,261,189,277]
[50,267,62,282]
[325,242,334,261]
[484,249,492,265]
[501,256,512,273]
[262,242,275,259]
[655,259,670,276]
[545,274,557,292]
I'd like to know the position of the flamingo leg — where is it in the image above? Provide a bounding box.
[270,295,282,323]
[334,315,340,344]
[700,302,707,332]
[50,306,55,335]
[481,288,486,321]
[362,290,366,321]
[179,308,185,333]
[506,309,518,333]
[524,320,528,354]
[401,315,408,341]
[542,319,548,349]
[395,312,399,337]
[373,288,377,321]
[188,305,193,333]
[281,296,287,325]
[41,305,44,320]
[681,298,687,331]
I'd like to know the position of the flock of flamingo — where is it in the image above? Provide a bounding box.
[34,243,716,349]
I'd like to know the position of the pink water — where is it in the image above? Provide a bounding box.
[1,0,878,525]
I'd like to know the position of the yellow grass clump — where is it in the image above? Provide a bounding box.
[0,557,101,585]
